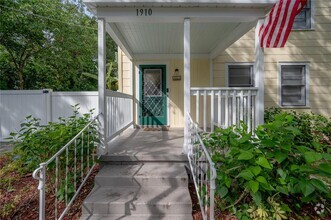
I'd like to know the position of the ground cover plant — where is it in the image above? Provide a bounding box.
[0,105,99,219]
[204,109,331,219]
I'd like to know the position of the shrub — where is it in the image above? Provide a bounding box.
[204,112,331,219]
[8,105,98,173]
[265,108,331,153]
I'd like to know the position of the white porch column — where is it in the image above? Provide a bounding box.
[254,19,265,126]
[98,18,107,146]
[183,18,191,154]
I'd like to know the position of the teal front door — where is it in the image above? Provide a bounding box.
[139,65,167,125]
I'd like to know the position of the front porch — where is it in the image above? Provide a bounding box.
[82,1,275,219]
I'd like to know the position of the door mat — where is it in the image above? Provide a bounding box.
[143,126,170,131]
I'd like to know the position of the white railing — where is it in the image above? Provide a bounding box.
[187,113,216,220]
[32,114,100,220]
[105,90,133,142]
[191,87,258,133]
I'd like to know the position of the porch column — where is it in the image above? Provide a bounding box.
[183,18,190,154]
[98,18,107,147]
[254,19,265,126]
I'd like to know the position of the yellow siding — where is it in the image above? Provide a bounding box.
[117,48,132,95]
[213,0,331,117]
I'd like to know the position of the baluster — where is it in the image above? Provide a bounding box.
[253,93,257,131]
[55,156,59,220]
[210,90,214,132]
[81,133,84,182]
[218,90,221,128]
[225,90,229,127]
[232,90,237,126]
[248,90,252,132]
[65,146,68,205]
[240,90,244,123]
[74,139,77,191]
[87,126,90,171]
[203,90,207,132]
[196,91,200,125]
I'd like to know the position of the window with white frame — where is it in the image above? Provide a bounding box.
[293,0,312,30]
[279,64,309,107]
[227,64,254,87]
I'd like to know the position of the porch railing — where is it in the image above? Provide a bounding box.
[187,113,216,220]
[191,87,258,132]
[106,90,133,141]
[32,114,100,220]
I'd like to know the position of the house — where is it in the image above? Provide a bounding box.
[115,0,330,131]
[78,0,330,219]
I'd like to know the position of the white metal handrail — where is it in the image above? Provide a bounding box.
[191,87,258,133]
[187,112,217,220]
[32,114,101,220]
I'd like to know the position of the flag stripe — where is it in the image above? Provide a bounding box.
[280,0,303,47]
[259,0,307,48]
[274,0,292,47]
[270,0,287,47]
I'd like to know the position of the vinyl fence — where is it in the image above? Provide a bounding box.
[0,90,98,141]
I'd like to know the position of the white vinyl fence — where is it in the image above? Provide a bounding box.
[0,90,98,141]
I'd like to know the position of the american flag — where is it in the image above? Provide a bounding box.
[259,0,307,48]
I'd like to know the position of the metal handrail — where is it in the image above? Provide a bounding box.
[32,114,101,220]
[187,112,217,220]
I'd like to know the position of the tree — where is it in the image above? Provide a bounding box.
[0,0,117,91]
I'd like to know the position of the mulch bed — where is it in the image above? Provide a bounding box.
[1,152,330,220]
[0,154,100,220]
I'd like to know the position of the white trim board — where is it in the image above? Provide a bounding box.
[98,7,267,23]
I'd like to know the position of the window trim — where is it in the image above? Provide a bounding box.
[278,62,310,108]
[292,0,314,31]
[225,62,255,87]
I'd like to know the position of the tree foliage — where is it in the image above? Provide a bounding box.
[0,0,117,91]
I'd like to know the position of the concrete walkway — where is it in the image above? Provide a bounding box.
[81,128,192,220]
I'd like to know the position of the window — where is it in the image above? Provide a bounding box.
[279,64,309,107]
[227,64,254,87]
[293,0,312,30]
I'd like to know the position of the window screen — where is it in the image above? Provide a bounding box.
[293,0,311,30]
[280,65,307,106]
[228,65,254,87]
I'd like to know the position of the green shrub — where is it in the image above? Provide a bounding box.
[265,108,331,153]
[8,105,98,173]
[204,113,331,219]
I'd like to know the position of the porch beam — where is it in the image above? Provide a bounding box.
[98,18,107,146]
[98,7,266,23]
[210,21,256,59]
[106,23,133,60]
[183,18,190,154]
[254,19,265,126]
[134,53,209,60]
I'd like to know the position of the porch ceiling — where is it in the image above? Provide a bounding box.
[114,22,240,55]
[84,0,275,59]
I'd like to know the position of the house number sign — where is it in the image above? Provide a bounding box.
[136,8,153,16]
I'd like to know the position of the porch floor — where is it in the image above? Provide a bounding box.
[100,128,187,162]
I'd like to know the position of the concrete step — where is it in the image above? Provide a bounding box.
[95,164,189,187]
[80,214,193,220]
[100,154,188,163]
[82,186,192,215]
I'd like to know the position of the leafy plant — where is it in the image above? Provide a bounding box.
[204,112,331,219]
[7,104,99,202]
